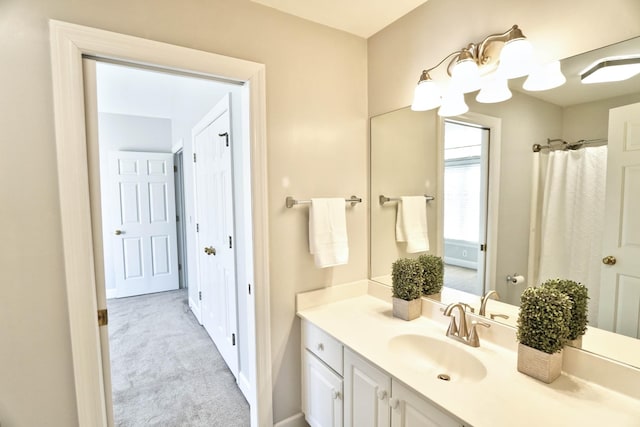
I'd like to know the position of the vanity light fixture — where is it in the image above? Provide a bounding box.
[580,56,640,84]
[411,25,566,116]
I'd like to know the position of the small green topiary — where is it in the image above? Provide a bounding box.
[392,258,424,301]
[517,286,572,354]
[417,254,444,295]
[541,278,589,341]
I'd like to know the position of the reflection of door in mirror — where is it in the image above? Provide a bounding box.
[599,102,640,339]
[442,120,490,296]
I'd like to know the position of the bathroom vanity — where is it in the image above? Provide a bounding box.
[297,281,640,427]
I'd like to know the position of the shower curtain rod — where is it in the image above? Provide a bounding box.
[532,138,608,152]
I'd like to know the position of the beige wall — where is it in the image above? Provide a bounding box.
[370,108,438,280]
[0,0,366,425]
[563,92,640,142]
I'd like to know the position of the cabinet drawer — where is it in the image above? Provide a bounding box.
[303,320,343,375]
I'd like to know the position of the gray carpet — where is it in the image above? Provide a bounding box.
[108,289,250,427]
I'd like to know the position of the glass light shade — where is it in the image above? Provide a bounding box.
[581,57,640,84]
[451,58,482,93]
[476,76,512,103]
[497,38,533,79]
[523,60,567,91]
[411,79,442,111]
[437,89,468,117]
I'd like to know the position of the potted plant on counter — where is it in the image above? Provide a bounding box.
[392,258,424,321]
[516,286,571,383]
[541,278,589,348]
[417,254,444,297]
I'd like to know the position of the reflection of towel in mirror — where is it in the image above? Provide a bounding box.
[309,198,349,268]
[396,196,429,253]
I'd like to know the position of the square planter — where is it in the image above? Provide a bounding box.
[517,343,563,383]
[568,336,583,348]
[392,297,421,321]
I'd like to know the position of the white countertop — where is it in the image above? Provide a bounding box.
[298,294,640,427]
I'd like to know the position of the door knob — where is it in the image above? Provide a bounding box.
[602,255,617,265]
[204,246,216,256]
[114,230,123,235]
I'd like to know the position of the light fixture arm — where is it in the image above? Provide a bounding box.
[477,24,523,64]
[420,50,464,80]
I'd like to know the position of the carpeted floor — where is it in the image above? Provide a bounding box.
[108,289,250,427]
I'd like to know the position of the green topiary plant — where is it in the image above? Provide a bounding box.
[541,278,589,341]
[517,286,572,354]
[417,254,444,295]
[392,258,424,301]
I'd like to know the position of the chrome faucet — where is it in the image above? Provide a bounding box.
[479,290,500,316]
[443,302,491,347]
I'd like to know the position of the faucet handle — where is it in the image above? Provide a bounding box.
[467,320,491,347]
[490,313,509,320]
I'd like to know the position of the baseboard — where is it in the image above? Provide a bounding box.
[274,412,307,427]
[237,370,252,404]
[188,297,202,324]
[106,288,117,299]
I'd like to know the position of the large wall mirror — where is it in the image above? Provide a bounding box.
[370,36,640,368]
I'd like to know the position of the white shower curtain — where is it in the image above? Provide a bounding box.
[528,146,607,324]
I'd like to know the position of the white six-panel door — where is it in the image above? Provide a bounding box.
[109,151,179,298]
[193,93,239,377]
[599,102,640,338]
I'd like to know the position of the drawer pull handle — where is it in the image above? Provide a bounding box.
[332,389,341,400]
[377,390,387,400]
[317,343,324,352]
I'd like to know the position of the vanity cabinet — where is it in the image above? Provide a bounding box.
[303,320,344,427]
[390,381,463,427]
[303,320,464,427]
[344,349,391,427]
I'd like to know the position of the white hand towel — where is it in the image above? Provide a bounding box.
[309,198,349,268]
[396,196,429,253]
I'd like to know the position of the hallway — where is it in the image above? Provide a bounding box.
[108,289,250,426]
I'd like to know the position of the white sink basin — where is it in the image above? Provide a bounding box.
[388,334,487,382]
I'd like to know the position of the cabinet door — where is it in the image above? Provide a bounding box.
[391,381,462,427]
[344,349,391,427]
[304,350,343,427]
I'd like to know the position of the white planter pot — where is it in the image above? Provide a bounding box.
[392,297,421,321]
[517,343,563,383]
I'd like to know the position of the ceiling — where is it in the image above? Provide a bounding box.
[250,0,429,38]
[96,62,236,118]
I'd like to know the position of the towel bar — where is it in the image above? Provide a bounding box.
[379,194,435,205]
[286,195,362,208]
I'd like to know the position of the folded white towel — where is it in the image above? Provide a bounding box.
[309,198,349,268]
[396,196,429,253]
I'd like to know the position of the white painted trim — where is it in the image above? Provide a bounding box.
[105,288,117,300]
[437,112,501,292]
[49,20,272,427]
[274,412,307,427]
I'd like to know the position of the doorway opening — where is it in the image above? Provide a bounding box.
[90,59,251,425]
[442,120,490,296]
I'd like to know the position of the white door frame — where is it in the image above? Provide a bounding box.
[437,112,502,291]
[49,20,272,427]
